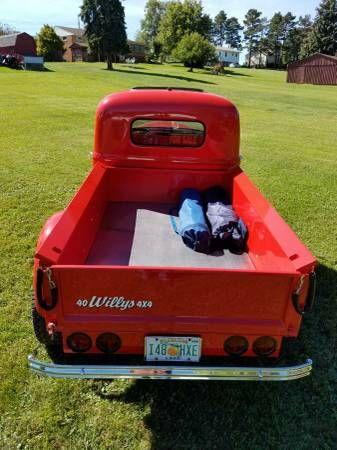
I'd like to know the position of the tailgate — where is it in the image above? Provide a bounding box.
[52,265,300,337]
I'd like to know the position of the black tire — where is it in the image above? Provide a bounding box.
[32,300,64,362]
[32,302,49,344]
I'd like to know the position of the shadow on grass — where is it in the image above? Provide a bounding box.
[201,68,252,77]
[102,68,216,85]
[93,263,337,449]
[122,65,148,70]
[224,69,251,77]
[42,67,55,72]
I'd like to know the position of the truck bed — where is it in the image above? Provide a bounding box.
[86,202,254,269]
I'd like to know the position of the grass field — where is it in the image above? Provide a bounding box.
[0,62,336,450]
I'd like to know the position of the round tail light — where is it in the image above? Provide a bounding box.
[67,333,92,353]
[224,336,249,356]
[96,333,121,354]
[253,336,277,356]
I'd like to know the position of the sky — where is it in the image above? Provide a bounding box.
[1,0,319,38]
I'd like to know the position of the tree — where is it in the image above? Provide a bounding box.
[255,17,268,67]
[36,25,64,61]
[140,0,166,58]
[264,12,284,67]
[300,0,337,57]
[243,9,263,68]
[213,10,227,46]
[213,12,242,49]
[224,17,243,49]
[157,0,213,57]
[0,23,17,36]
[283,16,312,63]
[80,0,128,70]
[173,32,216,71]
[263,12,298,67]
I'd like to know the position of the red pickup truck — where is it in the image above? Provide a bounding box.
[29,88,316,381]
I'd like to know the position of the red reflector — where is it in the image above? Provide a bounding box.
[67,333,92,353]
[253,336,277,356]
[224,336,249,356]
[96,333,121,354]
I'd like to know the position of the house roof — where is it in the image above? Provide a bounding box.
[216,46,240,53]
[0,33,20,48]
[69,42,88,49]
[55,26,85,37]
[288,53,337,67]
[128,40,147,47]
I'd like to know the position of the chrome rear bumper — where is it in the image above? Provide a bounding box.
[28,355,312,381]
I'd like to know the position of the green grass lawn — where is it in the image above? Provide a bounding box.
[0,62,336,449]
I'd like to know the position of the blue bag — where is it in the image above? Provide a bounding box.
[171,188,211,254]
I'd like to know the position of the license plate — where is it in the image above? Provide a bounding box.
[145,336,201,362]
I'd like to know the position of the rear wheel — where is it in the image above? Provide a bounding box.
[32,300,63,362]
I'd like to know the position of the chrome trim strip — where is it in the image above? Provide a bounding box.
[28,355,312,381]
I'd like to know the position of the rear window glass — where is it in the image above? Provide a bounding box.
[131,120,205,147]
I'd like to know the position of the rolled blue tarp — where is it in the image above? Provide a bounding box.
[176,188,211,254]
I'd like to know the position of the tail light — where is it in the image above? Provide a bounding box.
[253,336,277,356]
[96,333,121,354]
[224,336,249,356]
[67,333,92,353]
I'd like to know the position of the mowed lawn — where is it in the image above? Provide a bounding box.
[0,62,336,449]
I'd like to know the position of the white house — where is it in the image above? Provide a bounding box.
[216,47,240,67]
[245,52,277,68]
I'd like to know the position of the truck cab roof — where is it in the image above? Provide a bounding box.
[93,88,240,171]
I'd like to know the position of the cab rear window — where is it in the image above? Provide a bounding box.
[131,120,205,147]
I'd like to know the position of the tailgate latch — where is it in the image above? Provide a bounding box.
[36,267,58,311]
[292,271,317,315]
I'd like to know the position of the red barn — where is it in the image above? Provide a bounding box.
[0,32,36,59]
[287,53,337,85]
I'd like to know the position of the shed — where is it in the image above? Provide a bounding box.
[0,32,36,59]
[287,53,337,85]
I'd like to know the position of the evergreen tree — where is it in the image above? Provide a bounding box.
[243,9,263,68]
[264,12,284,67]
[284,15,312,63]
[80,0,128,70]
[224,17,243,50]
[301,0,337,57]
[36,25,64,61]
[256,17,268,67]
[213,10,227,46]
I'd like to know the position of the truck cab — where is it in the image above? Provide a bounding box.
[29,88,316,380]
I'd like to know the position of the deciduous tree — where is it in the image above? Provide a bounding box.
[140,0,166,58]
[157,0,213,57]
[0,23,17,36]
[172,32,216,71]
[80,0,128,70]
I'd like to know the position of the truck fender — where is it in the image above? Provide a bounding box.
[36,211,63,250]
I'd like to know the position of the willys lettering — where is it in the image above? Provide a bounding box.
[76,296,153,310]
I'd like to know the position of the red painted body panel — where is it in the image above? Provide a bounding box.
[34,89,316,360]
